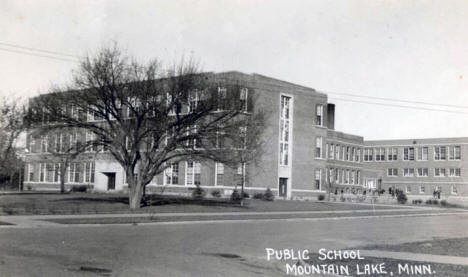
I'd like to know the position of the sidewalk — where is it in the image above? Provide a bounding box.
[1,208,467,228]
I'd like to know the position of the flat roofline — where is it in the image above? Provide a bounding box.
[365,136,468,145]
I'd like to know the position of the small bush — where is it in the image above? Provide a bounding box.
[433,199,439,205]
[263,188,275,201]
[71,185,88,193]
[191,185,206,199]
[230,189,242,202]
[253,192,264,199]
[242,191,250,199]
[440,200,448,206]
[210,190,221,198]
[317,194,325,201]
[397,192,407,204]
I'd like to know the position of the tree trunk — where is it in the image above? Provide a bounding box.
[127,170,144,210]
[60,162,67,193]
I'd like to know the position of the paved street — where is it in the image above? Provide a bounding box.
[1,208,468,277]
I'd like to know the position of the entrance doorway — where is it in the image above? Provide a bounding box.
[106,173,116,190]
[279,178,288,197]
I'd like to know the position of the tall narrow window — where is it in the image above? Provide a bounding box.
[217,87,227,111]
[279,95,292,166]
[315,169,321,190]
[215,163,224,186]
[315,137,323,158]
[449,146,461,160]
[240,88,248,111]
[315,104,323,126]
[188,90,199,113]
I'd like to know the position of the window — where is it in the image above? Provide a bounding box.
[350,170,355,184]
[329,144,335,160]
[434,146,447,160]
[240,88,248,111]
[215,163,224,186]
[165,163,179,185]
[345,170,350,184]
[315,137,323,158]
[351,147,356,162]
[69,163,83,183]
[315,104,323,126]
[420,185,425,194]
[417,168,428,177]
[356,148,361,162]
[403,147,415,161]
[403,168,415,177]
[387,168,398,177]
[388,147,398,160]
[186,126,200,148]
[188,90,199,113]
[315,169,321,190]
[417,147,428,161]
[335,145,340,160]
[27,163,34,182]
[375,148,385,161]
[39,163,46,182]
[356,171,361,185]
[186,161,201,186]
[452,185,458,195]
[434,168,446,177]
[46,163,54,182]
[217,87,227,111]
[346,146,351,161]
[449,146,461,160]
[54,163,61,183]
[364,148,373,161]
[406,185,412,193]
[449,168,461,177]
[84,162,95,183]
[280,95,292,166]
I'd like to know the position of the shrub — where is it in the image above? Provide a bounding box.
[191,185,206,199]
[432,199,439,205]
[263,188,275,201]
[412,199,423,205]
[210,190,221,198]
[397,192,407,204]
[440,200,448,206]
[253,192,264,199]
[230,189,242,202]
[242,191,250,199]
[71,185,88,193]
[317,194,325,201]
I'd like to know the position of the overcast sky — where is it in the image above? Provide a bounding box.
[1,0,468,140]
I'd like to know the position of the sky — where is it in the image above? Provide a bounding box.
[1,0,468,140]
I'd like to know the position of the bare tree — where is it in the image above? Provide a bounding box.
[0,97,25,189]
[26,46,265,209]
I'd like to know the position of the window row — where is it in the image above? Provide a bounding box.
[25,162,95,183]
[387,167,461,177]
[364,146,461,162]
[327,168,361,186]
[162,162,245,186]
[316,138,362,162]
[403,185,458,195]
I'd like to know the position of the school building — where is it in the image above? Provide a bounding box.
[23,72,468,198]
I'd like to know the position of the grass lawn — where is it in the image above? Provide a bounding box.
[363,237,468,257]
[0,192,407,216]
